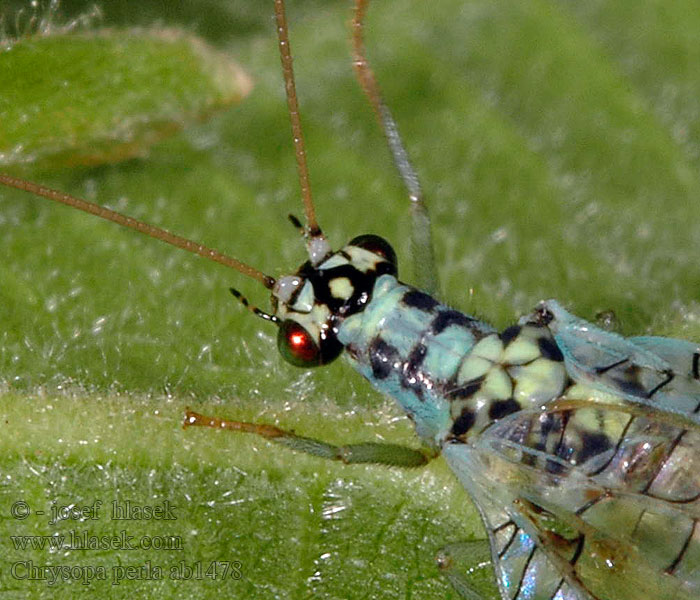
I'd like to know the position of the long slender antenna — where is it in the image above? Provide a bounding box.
[229,287,279,323]
[351,0,421,203]
[273,0,330,266]
[0,173,275,289]
[351,0,437,294]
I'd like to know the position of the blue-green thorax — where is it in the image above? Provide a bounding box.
[270,235,569,451]
[337,274,495,449]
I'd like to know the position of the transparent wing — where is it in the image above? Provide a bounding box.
[445,393,700,600]
[445,440,593,600]
[531,300,700,421]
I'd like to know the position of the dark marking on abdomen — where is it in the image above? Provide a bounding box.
[488,398,521,420]
[451,408,476,438]
[577,431,613,464]
[538,336,564,362]
[500,325,521,345]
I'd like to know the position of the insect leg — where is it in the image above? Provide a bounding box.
[436,540,500,600]
[184,410,433,468]
[350,0,438,295]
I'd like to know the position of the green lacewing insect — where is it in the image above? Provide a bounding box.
[1,1,699,599]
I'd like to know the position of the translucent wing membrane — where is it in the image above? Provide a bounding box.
[443,302,700,600]
[535,300,700,421]
[446,397,700,599]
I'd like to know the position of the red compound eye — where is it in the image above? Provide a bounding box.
[277,320,321,367]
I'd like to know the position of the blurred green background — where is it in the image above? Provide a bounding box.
[0,0,699,598]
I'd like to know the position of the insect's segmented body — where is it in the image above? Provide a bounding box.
[339,276,557,449]
[335,260,700,599]
[271,228,700,599]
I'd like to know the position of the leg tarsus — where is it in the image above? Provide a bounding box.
[184,409,433,468]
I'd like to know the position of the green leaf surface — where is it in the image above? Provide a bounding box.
[0,23,251,167]
[1,1,699,599]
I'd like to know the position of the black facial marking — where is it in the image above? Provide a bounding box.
[500,325,522,346]
[451,408,476,438]
[577,431,612,464]
[348,234,397,269]
[299,261,379,315]
[369,338,399,380]
[693,352,699,380]
[488,398,521,421]
[432,310,475,334]
[537,336,564,362]
[402,290,439,312]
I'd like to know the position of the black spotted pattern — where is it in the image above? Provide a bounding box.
[402,290,439,312]
[401,343,429,399]
[488,398,521,421]
[538,336,564,362]
[432,310,475,334]
[369,338,400,380]
[451,408,476,437]
[500,325,521,345]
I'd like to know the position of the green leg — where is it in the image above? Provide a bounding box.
[184,410,433,468]
[436,540,501,600]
